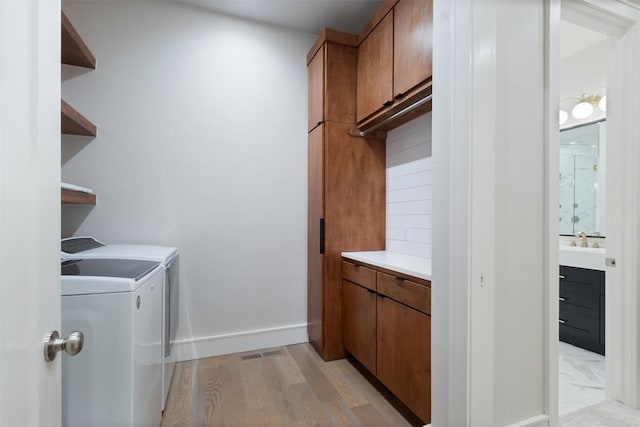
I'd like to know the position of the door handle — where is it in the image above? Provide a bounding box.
[43,330,84,362]
[319,218,325,254]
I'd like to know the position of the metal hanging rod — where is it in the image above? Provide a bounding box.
[359,94,433,137]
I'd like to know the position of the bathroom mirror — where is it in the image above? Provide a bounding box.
[559,120,606,237]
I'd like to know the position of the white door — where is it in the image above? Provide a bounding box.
[0,1,62,425]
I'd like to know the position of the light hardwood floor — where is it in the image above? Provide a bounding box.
[161,343,415,426]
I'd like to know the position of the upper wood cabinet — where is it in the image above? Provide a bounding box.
[308,46,325,132]
[307,35,358,133]
[356,11,393,123]
[356,0,433,126]
[393,0,433,99]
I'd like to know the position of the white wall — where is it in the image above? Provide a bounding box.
[386,114,432,258]
[61,1,316,360]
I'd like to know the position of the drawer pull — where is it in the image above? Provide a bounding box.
[395,277,405,283]
[559,297,566,302]
[559,275,566,279]
[352,264,360,271]
[367,289,375,295]
[559,319,566,324]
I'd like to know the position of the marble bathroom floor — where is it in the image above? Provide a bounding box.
[559,341,606,416]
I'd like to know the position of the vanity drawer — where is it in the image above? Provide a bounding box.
[559,307,601,352]
[560,266,605,295]
[560,284,600,316]
[343,261,376,291]
[377,271,431,315]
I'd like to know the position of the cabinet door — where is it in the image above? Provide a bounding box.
[377,296,431,423]
[308,45,324,132]
[308,125,324,351]
[357,11,393,123]
[343,280,377,374]
[393,0,433,99]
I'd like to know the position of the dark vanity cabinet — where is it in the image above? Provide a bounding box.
[559,265,605,355]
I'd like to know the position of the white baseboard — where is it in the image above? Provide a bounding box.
[505,414,549,427]
[169,323,308,362]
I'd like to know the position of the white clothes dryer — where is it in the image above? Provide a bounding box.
[61,237,179,410]
[61,258,163,426]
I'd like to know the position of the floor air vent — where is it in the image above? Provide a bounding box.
[241,354,262,360]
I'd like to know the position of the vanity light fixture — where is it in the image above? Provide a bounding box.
[559,109,569,125]
[599,95,607,112]
[559,89,606,124]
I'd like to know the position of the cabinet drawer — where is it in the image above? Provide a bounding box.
[560,284,600,317]
[343,261,376,291]
[560,265,604,295]
[559,307,599,337]
[377,271,430,315]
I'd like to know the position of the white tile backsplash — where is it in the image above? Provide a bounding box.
[386,113,432,258]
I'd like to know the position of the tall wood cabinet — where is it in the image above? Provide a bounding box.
[307,34,386,361]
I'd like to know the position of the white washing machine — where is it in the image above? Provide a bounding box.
[61,258,163,427]
[61,237,179,410]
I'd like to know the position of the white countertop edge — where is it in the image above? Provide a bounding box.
[341,251,432,281]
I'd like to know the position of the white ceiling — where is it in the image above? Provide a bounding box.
[560,20,607,59]
[177,0,385,34]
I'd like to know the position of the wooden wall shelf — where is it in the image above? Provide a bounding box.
[62,11,96,69]
[61,188,96,205]
[61,99,97,136]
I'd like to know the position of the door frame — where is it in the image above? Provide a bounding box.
[547,0,640,421]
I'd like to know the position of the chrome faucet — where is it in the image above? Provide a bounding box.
[576,231,588,247]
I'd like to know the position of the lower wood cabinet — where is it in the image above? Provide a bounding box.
[342,258,431,424]
[342,280,377,374]
[377,295,431,423]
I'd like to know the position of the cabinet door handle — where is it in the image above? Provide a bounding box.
[383,100,393,108]
[317,121,323,126]
[394,92,405,100]
[559,319,566,324]
[559,297,566,302]
[319,218,325,254]
[559,275,566,279]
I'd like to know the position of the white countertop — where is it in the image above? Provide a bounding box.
[341,251,431,281]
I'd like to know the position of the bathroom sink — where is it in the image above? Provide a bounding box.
[559,246,606,271]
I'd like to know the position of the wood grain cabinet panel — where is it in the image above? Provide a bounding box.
[308,41,357,132]
[393,0,433,99]
[377,271,431,315]
[307,125,325,351]
[308,46,324,132]
[342,280,377,374]
[356,11,393,123]
[342,261,376,291]
[377,295,431,423]
[307,121,385,361]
